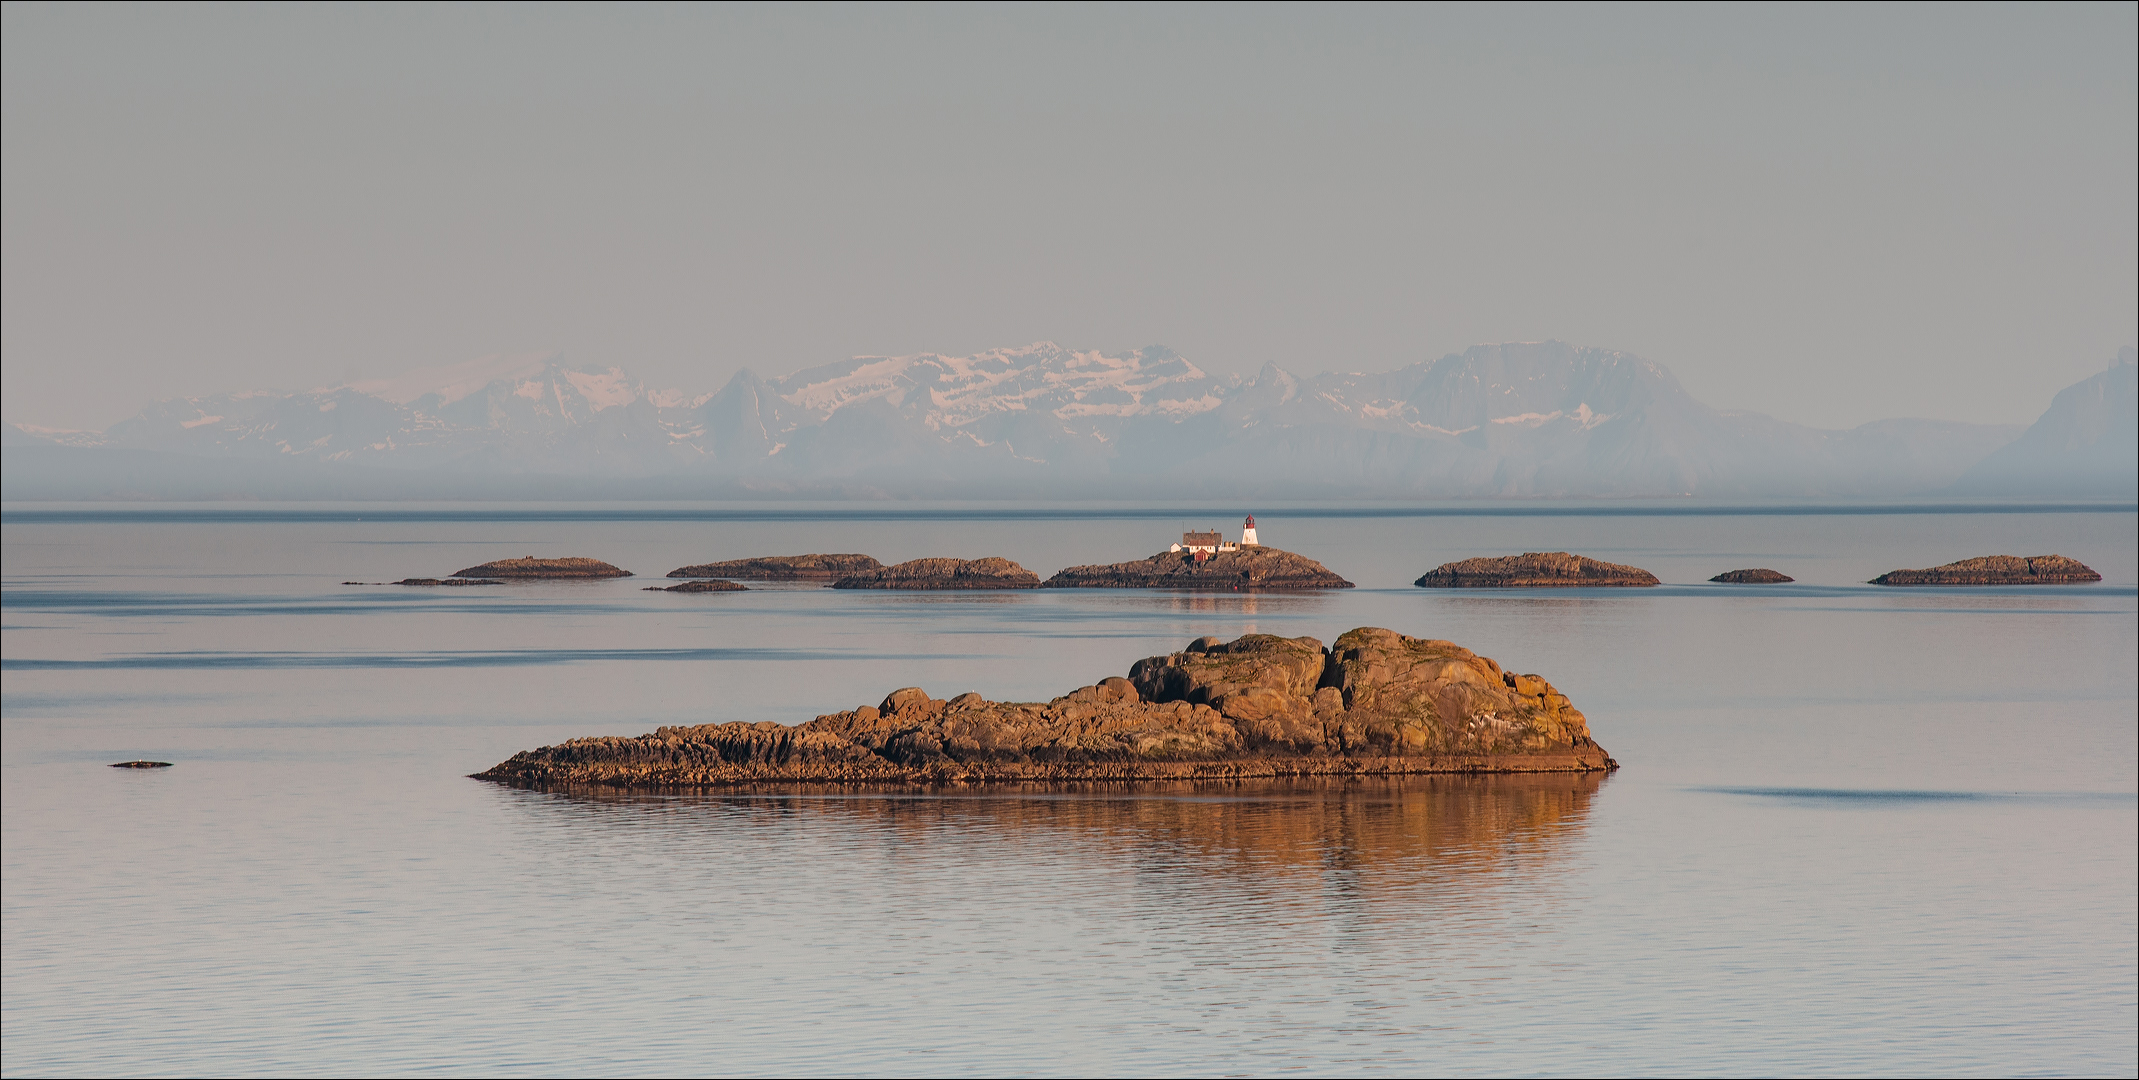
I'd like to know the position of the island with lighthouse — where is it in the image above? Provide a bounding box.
[1042,516,1355,590]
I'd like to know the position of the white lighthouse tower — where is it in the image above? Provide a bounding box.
[1241,515,1259,546]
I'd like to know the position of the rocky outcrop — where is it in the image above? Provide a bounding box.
[646,580,748,593]
[391,578,505,587]
[1044,546,1354,590]
[831,557,1041,590]
[1869,555,2101,586]
[1710,569,1794,583]
[668,554,882,581]
[1415,552,1659,588]
[473,627,1615,787]
[451,557,632,579]
[110,761,172,769]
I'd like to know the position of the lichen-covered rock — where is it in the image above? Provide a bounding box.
[1870,555,2101,586]
[1415,552,1658,588]
[831,557,1041,590]
[474,627,1614,787]
[1710,569,1794,583]
[1045,546,1353,590]
[450,557,631,579]
[668,554,882,581]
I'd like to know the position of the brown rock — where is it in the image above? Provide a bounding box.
[1415,552,1659,588]
[1710,569,1794,583]
[393,578,506,587]
[1044,546,1353,590]
[110,761,173,768]
[646,580,748,593]
[472,627,1615,788]
[1869,554,2101,586]
[668,554,882,581]
[831,557,1041,590]
[451,557,632,580]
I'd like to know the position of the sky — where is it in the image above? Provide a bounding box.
[3,3,2134,432]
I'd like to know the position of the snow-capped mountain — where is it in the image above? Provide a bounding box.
[10,339,2123,499]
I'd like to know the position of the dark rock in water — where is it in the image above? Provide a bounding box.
[668,554,882,581]
[1711,569,1794,583]
[110,761,172,769]
[831,557,1041,590]
[472,627,1615,787]
[394,578,505,587]
[1870,555,2100,586]
[1416,552,1659,588]
[450,557,631,579]
[646,580,748,593]
[1044,546,1353,590]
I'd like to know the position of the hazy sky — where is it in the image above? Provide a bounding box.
[4,3,2134,431]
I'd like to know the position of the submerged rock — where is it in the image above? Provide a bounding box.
[646,580,748,593]
[1710,569,1794,583]
[831,557,1042,590]
[472,627,1615,787]
[1415,552,1659,588]
[1044,546,1353,590]
[1869,555,2100,586]
[668,554,882,581]
[451,557,632,580]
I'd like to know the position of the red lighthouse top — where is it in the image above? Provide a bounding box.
[1245,515,1255,527]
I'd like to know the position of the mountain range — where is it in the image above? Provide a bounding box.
[6,341,2133,500]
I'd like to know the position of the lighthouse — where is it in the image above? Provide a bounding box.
[1241,515,1259,546]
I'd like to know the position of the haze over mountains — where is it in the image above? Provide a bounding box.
[5,342,2133,501]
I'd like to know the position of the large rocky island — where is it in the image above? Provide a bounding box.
[474,627,1615,787]
[451,556,632,579]
[830,557,1042,589]
[1044,546,1353,590]
[1869,555,2101,586]
[669,554,882,581]
[1416,552,1660,588]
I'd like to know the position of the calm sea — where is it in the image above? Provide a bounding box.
[3,502,2134,1077]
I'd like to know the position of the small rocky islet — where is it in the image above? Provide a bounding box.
[1044,546,1353,590]
[474,627,1615,788]
[1415,552,1660,588]
[830,557,1043,590]
[1870,555,2100,586]
[646,580,748,593]
[1710,569,1795,584]
[451,556,633,580]
[669,554,882,581]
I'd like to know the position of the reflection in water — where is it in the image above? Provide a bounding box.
[501,774,1605,901]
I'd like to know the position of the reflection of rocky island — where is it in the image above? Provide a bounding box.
[829,557,1041,590]
[1045,516,1353,590]
[451,557,632,579]
[1869,555,2101,586]
[669,554,882,581]
[646,580,748,593]
[1416,552,1659,588]
[1710,568,1794,583]
[522,773,1606,885]
[474,627,1615,787]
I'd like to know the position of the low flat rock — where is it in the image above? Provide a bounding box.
[1710,568,1794,584]
[1416,552,1660,588]
[831,557,1041,590]
[1044,546,1354,590]
[646,580,748,593]
[391,578,505,587]
[110,761,172,769]
[450,557,631,580]
[1870,554,2101,586]
[668,554,882,581]
[474,627,1614,787]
